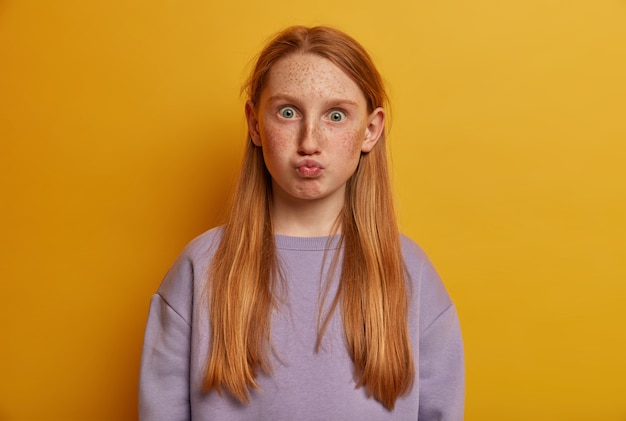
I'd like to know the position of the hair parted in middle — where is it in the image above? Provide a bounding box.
[203,25,413,411]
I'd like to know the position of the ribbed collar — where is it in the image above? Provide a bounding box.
[274,234,342,251]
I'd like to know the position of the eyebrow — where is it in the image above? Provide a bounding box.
[266,94,360,107]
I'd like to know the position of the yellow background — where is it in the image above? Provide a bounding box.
[1,1,625,419]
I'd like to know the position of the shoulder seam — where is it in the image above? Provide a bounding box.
[422,303,454,335]
[155,293,192,328]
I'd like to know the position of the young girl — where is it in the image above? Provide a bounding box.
[139,26,464,420]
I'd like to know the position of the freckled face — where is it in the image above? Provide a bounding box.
[246,53,384,207]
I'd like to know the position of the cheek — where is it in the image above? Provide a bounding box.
[261,122,284,147]
[333,127,363,157]
[259,125,290,164]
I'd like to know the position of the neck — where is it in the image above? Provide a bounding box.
[271,190,344,237]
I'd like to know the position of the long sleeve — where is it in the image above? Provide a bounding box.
[418,304,465,420]
[414,246,465,421]
[139,294,192,421]
[139,241,199,421]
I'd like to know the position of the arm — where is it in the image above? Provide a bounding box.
[138,246,198,421]
[418,303,465,421]
[402,235,465,420]
[138,294,192,421]
[138,229,220,420]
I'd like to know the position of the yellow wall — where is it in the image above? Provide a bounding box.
[1,1,624,419]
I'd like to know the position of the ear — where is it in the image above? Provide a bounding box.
[245,100,262,147]
[361,107,385,153]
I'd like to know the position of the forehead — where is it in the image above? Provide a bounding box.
[261,53,366,103]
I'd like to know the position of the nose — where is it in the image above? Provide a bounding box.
[298,119,322,156]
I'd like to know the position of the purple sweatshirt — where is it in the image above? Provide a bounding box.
[139,228,464,420]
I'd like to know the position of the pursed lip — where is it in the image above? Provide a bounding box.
[295,159,324,178]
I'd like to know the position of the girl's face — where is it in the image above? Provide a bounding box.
[246,53,384,209]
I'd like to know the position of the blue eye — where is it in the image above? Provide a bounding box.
[279,107,297,119]
[329,110,345,122]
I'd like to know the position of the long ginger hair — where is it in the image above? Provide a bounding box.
[203,25,413,410]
